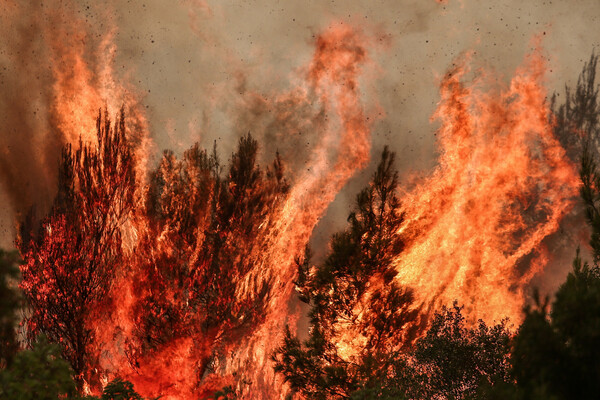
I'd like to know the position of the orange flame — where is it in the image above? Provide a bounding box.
[393,46,578,326]
[223,23,374,398]
[86,23,375,399]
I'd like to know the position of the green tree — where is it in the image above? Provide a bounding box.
[99,378,145,400]
[274,147,420,399]
[0,249,21,368]
[408,303,511,400]
[494,252,600,400]
[0,335,76,399]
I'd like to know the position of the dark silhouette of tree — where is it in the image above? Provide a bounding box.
[407,303,511,400]
[0,332,149,399]
[0,335,76,399]
[18,109,137,387]
[0,249,21,368]
[552,53,599,162]
[479,252,600,400]
[555,53,600,262]
[98,378,148,400]
[274,147,421,399]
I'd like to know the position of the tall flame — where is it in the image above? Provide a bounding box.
[227,23,373,398]
[7,1,582,397]
[393,46,578,326]
[85,23,374,399]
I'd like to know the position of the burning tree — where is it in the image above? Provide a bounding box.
[121,133,289,390]
[273,147,422,398]
[18,107,290,395]
[18,109,137,386]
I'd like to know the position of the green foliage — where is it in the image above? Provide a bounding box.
[0,249,21,368]
[274,147,420,399]
[504,252,600,400]
[1,346,148,400]
[408,303,511,400]
[0,335,76,399]
[100,378,145,400]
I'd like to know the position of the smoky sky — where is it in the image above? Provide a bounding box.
[1,0,599,285]
[110,0,600,252]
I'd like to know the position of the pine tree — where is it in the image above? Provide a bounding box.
[18,109,137,387]
[274,147,421,399]
[130,133,289,380]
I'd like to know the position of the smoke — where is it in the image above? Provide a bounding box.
[0,1,148,229]
[1,0,598,245]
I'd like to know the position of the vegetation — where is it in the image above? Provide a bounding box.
[0,335,76,399]
[1,53,599,399]
[0,249,21,368]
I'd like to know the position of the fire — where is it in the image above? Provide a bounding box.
[46,23,374,399]
[221,23,373,397]
[393,46,578,326]
[8,1,580,398]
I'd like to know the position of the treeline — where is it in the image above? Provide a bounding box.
[0,54,599,399]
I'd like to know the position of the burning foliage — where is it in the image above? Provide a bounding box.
[14,22,376,398]
[3,2,599,397]
[18,110,137,388]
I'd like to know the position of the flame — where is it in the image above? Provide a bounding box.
[223,23,373,397]
[393,46,578,326]
[0,1,150,214]
[40,3,149,153]
[10,1,580,397]
[82,23,374,399]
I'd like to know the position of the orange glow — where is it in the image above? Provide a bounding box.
[393,46,578,326]
[14,2,580,396]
